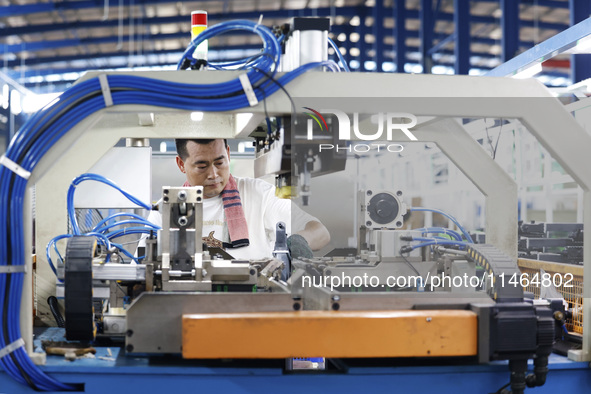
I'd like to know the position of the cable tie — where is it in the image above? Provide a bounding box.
[98,74,113,107]
[0,155,31,180]
[0,338,25,360]
[0,265,26,274]
[239,73,258,106]
[254,14,263,32]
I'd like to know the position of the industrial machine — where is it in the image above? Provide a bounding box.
[1,16,590,394]
[49,176,565,394]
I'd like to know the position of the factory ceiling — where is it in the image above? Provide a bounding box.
[0,0,577,92]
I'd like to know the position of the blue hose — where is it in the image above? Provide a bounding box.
[328,36,351,72]
[413,227,463,241]
[410,208,474,243]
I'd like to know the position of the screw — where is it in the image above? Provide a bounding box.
[126,329,133,337]
[331,295,341,302]
[366,221,372,226]
[396,190,402,196]
[293,302,301,311]
[126,344,134,352]
[426,317,432,322]
[332,303,340,311]
[367,190,372,196]
[178,190,187,201]
[178,216,188,226]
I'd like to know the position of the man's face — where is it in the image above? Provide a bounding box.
[176,140,231,198]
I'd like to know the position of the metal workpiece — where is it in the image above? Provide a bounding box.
[258,258,286,283]
[103,314,127,336]
[159,258,258,292]
[160,186,205,291]
[125,292,296,354]
[272,222,291,281]
[161,185,204,256]
[91,263,146,281]
[373,230,422,259]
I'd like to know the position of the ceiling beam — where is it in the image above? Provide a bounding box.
[476,0,569,8]
[3,44,263,68]
[0,0,571,19]
[0,5,568,39]
[7,45,504,80]
[2,21,540,59]
[0,6,361,36]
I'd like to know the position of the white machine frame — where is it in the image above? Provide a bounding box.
[25,70,591,362]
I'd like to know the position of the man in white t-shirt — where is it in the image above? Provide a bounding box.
[144,138,330,260]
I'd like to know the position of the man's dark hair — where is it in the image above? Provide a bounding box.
[175,139,228,160]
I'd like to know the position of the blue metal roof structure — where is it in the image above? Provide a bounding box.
[0,0,588,93]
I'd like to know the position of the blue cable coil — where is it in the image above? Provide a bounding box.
[0,18,346,391]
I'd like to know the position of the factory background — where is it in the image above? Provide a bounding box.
[1,1,589,117]
[1,0,589,233]
[1,0,590,320]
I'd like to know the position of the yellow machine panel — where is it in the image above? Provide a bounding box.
[182,310,478,359]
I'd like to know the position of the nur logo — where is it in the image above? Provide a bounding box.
[303,107,418,142]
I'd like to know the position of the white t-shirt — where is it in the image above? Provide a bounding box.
[142,177,318,260]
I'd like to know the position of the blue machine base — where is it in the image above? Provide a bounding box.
[0,328,589,393]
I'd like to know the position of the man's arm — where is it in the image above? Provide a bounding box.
[296,220,330,251]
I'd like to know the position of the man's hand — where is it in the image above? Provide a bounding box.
[287,234,313,259]
[296,220,330,251]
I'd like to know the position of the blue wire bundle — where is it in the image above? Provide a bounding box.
[0,18,344,391]
[46,174,159,277]
[405,209,475,253]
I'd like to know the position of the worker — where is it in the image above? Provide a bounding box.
[142,138,330,260]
